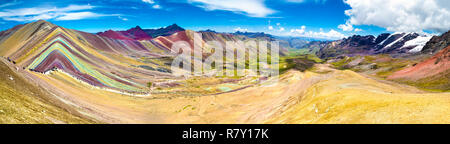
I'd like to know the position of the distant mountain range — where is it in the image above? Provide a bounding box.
[94,23,449,60]
[97,26,153,40]
[232,31,274,39]
[143,24,185,38]
[312,32,438,58]
[97,24,185,40]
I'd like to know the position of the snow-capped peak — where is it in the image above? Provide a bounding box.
[384,33,408,48]
[403,35,433,52]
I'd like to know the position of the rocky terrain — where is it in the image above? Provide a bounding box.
[315,32,433,58]
[421,31,450,55]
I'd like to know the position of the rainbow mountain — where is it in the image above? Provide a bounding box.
[0,20,286,94]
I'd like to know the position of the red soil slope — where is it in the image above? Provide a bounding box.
[154,31,194,50]
[388,46,450,80]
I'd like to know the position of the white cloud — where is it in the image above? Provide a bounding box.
[188,0,275,17]
[0,5,93,17]
[338,21,364,32]
[288,26,345,40]
[0,4,112,22]
[286,0,327,4]
[142,0,163,10]
[290,25,306,33]
[234,27,248,32]
[0,1,22,8]
[303,29,346,40]
[338,22,353,31]
[118,16,128,21]
[343,0,450,33]
[152,4,162,9]
[286,0,305,3]
[142,0,155,4]
[58,5,94,12]
[56,12,105,20]
[270,21,285,32]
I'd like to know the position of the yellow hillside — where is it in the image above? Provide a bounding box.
[13,60,447,123]
[266,69,450,124]
[0,60,94,123]
[167,66,449,124]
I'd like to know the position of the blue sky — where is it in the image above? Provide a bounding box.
[0,0,449,40]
